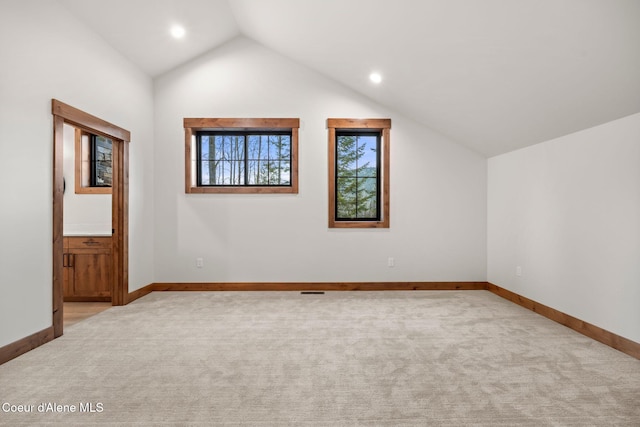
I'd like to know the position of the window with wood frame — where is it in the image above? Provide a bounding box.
[327,118,390,228]
[184,118,299,194]
[75,128,113,194]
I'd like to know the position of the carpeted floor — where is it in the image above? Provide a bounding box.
[0,291,639,426]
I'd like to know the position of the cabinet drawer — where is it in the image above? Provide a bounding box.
[67,236,111,250]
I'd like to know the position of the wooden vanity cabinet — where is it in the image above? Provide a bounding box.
[63,236,112,301]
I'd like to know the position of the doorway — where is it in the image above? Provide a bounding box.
[63,302,112,327]
[52,99,130,338]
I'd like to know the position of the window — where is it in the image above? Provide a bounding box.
[75,128,113,194]
[184,118,299,194]
[327,118,390,228]
[90,134,113,187]
[197,132,291,186]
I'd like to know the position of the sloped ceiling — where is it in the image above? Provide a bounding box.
[58,0,640,157]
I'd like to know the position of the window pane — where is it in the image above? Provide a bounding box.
[259,135,269,159]
[222,136,232,161]
[268,135,279,159]
[201,136,211,160]
[231,135,245,161]
[357,136,377,177]
[279,136,291,159]
[268,160,289,185]
[279,165,291,185]
[336,177,357,218]
[255,160,269,185]
[334,131,383,221]
[247,135,261,160]
[92,135,112,187]
[216,161,245,185]
[267,135,290,160]
[200,160,215,185]
[277,161,291,185]
[197,132,291,187]
[219,161,229,185]
[231,161,245,185]
[218,135,245,161]
[247,159,259,185]
[336,135,357,177]
[356,178,377,218]
[269,161,281,185]
[214,135,225,160]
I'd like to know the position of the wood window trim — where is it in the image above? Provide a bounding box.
[74,128,112,194]
[327,118,391,229]
[184,118,300,194]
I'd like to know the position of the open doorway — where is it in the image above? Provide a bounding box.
[52,99,130,338]
[63,302,112,327]
[62,123,112,303]
[61,122,113,328]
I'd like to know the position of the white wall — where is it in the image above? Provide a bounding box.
[154,37,487,283]
[488,113,640,343]
[62,123,112,235]
[0,0,155,347]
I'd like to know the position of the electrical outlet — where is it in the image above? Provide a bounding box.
[516,266,522,277]
[388,257,395,268]
[196,258,204,268]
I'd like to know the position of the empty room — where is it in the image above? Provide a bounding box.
[1,0,639,425]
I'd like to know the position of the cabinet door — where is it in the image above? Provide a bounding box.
[70,249,111,298]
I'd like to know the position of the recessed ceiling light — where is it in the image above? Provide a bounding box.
[369,72,382,84]
[170,25,186,39]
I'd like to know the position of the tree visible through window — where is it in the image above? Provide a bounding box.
[197,132,291,186]
[335,132,379,219]
[328,118,390,228]
[184,118,299,194]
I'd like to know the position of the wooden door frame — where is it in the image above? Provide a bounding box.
[52,99,130,338]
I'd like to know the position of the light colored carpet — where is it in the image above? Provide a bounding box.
[0,291,639,426]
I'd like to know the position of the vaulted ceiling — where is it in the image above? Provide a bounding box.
[58,0,640,157]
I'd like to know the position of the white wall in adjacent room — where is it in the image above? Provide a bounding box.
[62,123,112,235]
[488,113,640,343]
[0,0,155,347]
[153,37,487,283]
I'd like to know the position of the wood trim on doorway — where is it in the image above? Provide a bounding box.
[51,99,130,338]
[111,135,129,305]
[52,100,130,141]
[52,115,65,337]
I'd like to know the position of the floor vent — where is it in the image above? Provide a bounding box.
[301,291,325,295]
